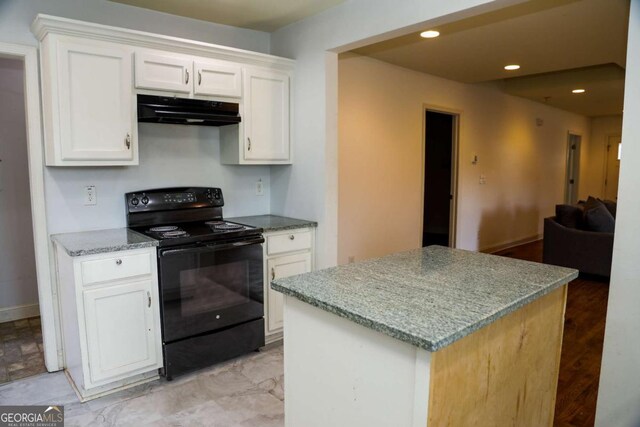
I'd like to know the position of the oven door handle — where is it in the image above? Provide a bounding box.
[159,236,265,257]
[205,236,265,251]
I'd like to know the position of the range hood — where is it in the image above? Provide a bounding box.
[137,94,241,126]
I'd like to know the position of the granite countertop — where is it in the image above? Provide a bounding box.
[52,228,158,257]
[271,245,578,352]
[226,215,317,232]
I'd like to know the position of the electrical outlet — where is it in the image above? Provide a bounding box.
[479,174,487,185]
[348,256,355,264]
[84,185,97,205]
[256,179,264,196]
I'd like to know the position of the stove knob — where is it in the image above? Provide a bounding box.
[131,197,139,206]
[141,196,149,205]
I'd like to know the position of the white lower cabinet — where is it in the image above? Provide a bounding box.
[54,246,162,401]
[83,280,158,383]
[264,228,315,342]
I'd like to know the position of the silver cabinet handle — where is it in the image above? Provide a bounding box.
[289,235,295,240]
[247,137,251,151]
[271,267,275,281]
[147,291,151,308]
[125,133,131,150]
[185,69,189,84]
[116,259,122,265]
[198,70,202,85]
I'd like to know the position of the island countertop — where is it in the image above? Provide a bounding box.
[271,245,578,352]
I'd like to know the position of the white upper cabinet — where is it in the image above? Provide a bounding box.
[32,15,295,167]
[41,36,137,166]
[135,51,242,98]
[194,59,242,97]
[243,68,290,161]
[220,67,292,164]
[135,51,191,93]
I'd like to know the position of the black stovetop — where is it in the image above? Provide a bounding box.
[125,187,263,247]
[132,220,262,248]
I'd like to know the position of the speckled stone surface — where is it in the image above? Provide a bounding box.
[226,215,317,232]
[51,228,158,257]
[272,245,578,352]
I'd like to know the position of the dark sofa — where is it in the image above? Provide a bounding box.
[543,217,614,277]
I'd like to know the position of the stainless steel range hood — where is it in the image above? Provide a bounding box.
[137,94,241,126]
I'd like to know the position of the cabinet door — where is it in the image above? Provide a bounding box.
[83,280,158,384]
[194,59,242,97]
[266,252,311,333]
[56,39,135,162]
[243,68,290,161]
[135,52,192,93]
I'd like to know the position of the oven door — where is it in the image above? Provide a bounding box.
[158,236,264,343]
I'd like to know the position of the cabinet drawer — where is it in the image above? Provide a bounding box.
[81,252,152,285]
[267,230,312,255]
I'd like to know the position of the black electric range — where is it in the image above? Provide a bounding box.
[126,187,265,380]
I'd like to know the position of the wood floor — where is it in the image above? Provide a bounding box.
[495,240,609,427]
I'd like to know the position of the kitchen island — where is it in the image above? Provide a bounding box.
[271,245,577,427]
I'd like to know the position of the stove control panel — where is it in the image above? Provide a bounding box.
[125,187,224,212]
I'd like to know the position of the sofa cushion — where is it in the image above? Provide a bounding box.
[584,201,615,233]
[601,199,617,218]
[555,204,584,229]
[584,196,601,211]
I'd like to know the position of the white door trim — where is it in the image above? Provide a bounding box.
[0,42,60,371]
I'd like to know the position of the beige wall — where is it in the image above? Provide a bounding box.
[338,54,592,263]
[580,115,623,200]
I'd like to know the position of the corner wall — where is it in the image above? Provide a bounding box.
[596,1,640,424]
[338,54,591,263]
[270,0,512,268]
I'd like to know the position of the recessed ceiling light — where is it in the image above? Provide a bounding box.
[504,64,520,71]
[572,89,586,94]
[420,30,440,39]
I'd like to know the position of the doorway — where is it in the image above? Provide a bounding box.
[0,57,46,383]
[0,42,58,375]
[564,133,582,204]
[603,135,621,200]
[422,109,458,247]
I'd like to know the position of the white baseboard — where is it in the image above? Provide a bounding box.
[0,303,40,323]
[481,234,543,254]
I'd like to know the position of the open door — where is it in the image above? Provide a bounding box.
[422,109,458,247]
[603,135,621,200]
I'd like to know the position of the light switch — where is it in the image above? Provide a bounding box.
[479,175,487,185]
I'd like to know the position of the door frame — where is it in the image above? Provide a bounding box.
[421,104,461,248]
[0,42,60,371]
[601,133,622,198]
[564,131,582,204]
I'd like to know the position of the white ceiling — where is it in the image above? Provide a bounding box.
[109,0,345,32]
[353,0,629,117]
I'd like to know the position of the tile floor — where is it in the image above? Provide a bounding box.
[0,343,284,427]
[0,317,46,384]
